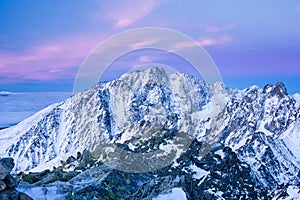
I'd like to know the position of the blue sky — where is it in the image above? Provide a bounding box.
[0,0,299,92]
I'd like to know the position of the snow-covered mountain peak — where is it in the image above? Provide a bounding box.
[263,81,288,97]
[0,67,215,171]
[0,67,299,196]
[117,66,170,86]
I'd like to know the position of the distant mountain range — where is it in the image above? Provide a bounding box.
[0,67,299,199]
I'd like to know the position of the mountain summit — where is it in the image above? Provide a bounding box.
[0,67,299,199]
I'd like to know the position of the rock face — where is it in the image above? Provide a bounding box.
[0,158,14,180]
[0,180,6,191]
[0,158,32,200]
[0,67,299,199]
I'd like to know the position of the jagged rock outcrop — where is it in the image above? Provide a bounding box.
[0,157,32,200]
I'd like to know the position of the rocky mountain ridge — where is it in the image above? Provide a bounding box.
[0,67,299,199]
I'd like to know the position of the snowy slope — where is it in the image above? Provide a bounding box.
[153,188,187,200]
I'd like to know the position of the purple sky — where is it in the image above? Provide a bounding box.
[0,0,299,92]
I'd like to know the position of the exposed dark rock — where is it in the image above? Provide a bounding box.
[66,156,76,164]
[0,158,14,180]
[63,141,267,200]
[19,169,80,185]
[0,189,32,200]
[19,172,43,184]
[269,82,287,98]
[18,192,33,200]
[79,149,96,166]
[4,174,17,189]
[0,189,19,200]
[0,158,33,200]
[0,180,6,191]
[76,152,82,160]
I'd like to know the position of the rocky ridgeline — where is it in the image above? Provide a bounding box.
[0,157,32,200]
[16,150,94,186]
[13,141,269,199]
[4,140,299,199]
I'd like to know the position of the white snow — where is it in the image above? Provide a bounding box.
[281,120,300,162]
[292,93,300,107]
[128,143,136,151]
[18,184,67,200]
[272,185,300,200]
[0,103,60,157]
[215,149,225,159]
[286,185,300,200]
[215,191,225,199]
[153,188,187,200]
[189,164,209,179]
[119,129,137,144]
[28,152,76,173]
[257,95,281,136]
[231,133,251,151]
[257,120,274,136]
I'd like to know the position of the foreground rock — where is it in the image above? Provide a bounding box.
[15,142,268,199]
[0,157,14,180]
[0,157,32,200]
[11,139,300,199]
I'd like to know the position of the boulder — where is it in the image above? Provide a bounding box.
[4,174,17,189]
[0,189,19,200]
[18,192,33,200]
[0,158,14,180]
[0,157,33,199]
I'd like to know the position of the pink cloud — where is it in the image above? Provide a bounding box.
[138,55,157,63]
[200,23,235,32]
[171,41,198,51]
[129,39,160,49]
[198,35,232,46]
[109,55,160,71]
[103,0,163,28]
[170,35,232,52]
[0,34,105,83]
[202,25,221,32]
